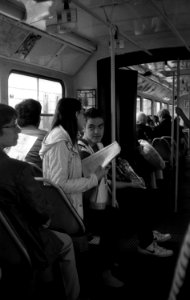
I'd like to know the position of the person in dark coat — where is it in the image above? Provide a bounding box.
[136,111,153,142]
[0,103,80,300]
[153,108,172,138]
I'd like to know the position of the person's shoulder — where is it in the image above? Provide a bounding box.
[78,138,89,147]
[21,127,47,138]
[77,138,92,159]
[4,155,33,175]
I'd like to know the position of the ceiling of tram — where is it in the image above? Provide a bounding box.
[127,60,190,104]
[1,1,190,102]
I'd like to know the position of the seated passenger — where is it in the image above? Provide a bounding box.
[153,108,172,138]
[0,103,80,300]
[136,111,153,142]
[78,108,173,257]
[15,99,47,170]
[39,98,124,288]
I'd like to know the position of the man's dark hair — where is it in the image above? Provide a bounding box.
[84,107,104,121]
[15,99,42,127]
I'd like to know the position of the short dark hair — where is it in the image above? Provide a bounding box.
[15,99,42,127]
[0,104,17,135]
[84,107,104,121]
[51,97,82,145]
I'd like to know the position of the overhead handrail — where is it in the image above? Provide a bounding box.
[72,0,152,56]
[150,0,190,52]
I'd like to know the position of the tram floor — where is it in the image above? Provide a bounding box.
[77,211,190,300]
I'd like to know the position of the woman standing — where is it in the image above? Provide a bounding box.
[40,98,124,288]
[40,98,105,219]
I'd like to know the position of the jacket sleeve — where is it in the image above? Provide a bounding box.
[17,164,50,226]
[45,141,98,194]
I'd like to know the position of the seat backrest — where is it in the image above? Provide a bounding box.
[0,209,32,267]
[27,161,43,177]
[152,137,171,162]
[35,178,86,236]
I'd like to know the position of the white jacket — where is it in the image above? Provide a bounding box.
[40,126,98,219]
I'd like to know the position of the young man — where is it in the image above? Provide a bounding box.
[78,107,173,257]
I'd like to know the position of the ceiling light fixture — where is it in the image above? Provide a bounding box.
[0,0,26,20]
[46,0,77,34]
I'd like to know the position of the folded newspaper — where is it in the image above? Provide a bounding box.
[82,141,121,177]
[6,133,37,161]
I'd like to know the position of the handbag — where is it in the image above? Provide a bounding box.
[85,178,110,210]
[116,157,146,187]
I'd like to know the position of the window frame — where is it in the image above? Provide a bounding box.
[8,70,64,130]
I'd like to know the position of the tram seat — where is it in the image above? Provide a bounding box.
[0,206,67,299]
[28,161,43,177]
[161,136,177,163]
[34,178,88,253]
[152,137,172,164]
[0,208,33,298]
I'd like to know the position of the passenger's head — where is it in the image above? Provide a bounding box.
[0,104,21,149]
[83,108,104,146]
[153,115,159,125]
[136,112,147,125]
[15,99,42,128]
[158,109,171,122]
[51,97,85,145]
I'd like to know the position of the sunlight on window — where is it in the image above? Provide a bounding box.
[143,98,152,115]
[8,72,63,130]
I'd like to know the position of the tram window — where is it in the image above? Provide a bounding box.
[162,103,168,109]
[143,98,152,115]
[169,105,173,115]
[154,101,161,115]
[136,96,141,114]
[8,73,63,130]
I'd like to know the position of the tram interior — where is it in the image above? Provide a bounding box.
[1,1,190,300]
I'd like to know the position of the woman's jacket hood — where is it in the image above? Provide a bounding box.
[40,126,71,159]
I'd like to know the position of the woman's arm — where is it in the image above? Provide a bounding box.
[47,141,99,193]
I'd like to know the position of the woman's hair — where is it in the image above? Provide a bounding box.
[15,99,42,127]
[0,104,17,135]
[51,97,82,145]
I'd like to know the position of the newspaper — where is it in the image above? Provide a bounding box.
[82,141,121,177]
[6,133,37,161]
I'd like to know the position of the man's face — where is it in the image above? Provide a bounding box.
[83,117,104,146]
[0,118,21,149]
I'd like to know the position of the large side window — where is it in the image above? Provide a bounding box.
[8,72,63,130]
[154,101,161,115]
[136,96,141,114]
[143,98,152,115]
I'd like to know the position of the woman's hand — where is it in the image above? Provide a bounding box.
[94,165,107,181]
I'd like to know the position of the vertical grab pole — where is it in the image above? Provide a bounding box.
[109,25,117,207]
[171,71,175,168]
[174,59,180,212]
